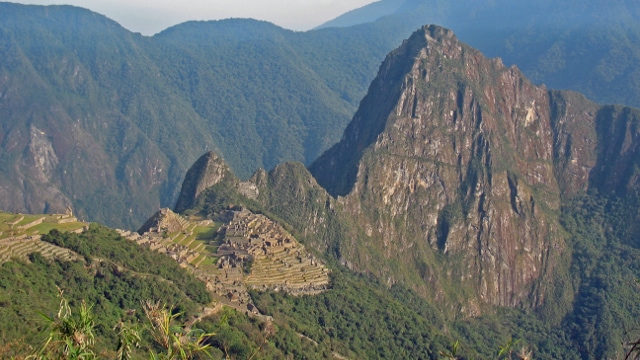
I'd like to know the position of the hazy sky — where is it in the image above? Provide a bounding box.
[14,0,377,35]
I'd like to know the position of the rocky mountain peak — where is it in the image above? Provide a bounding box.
[311,24,564,309]
[174,151,234,213]
[137,207,186,234]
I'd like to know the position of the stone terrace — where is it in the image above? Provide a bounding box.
[125,207,331,317]
[218,209,330,295]
[0,211,85,264]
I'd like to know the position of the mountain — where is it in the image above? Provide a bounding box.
[2,1,640,231]
[310,23,640,308]
[0,216,212,356]
[4,21,639,357]
[177,25,640,357]
[176,22,640,310]
[0,4,385,229]
[0,209,574,359]
[314,0,406,29]
[0,3,218,229]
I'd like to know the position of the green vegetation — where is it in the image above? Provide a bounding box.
[252,270,449,359]
[0,225,211,355]
[248,268,586,359]
[324,0,640,109]
[194,226,218,242]
[41,224,211,304]
[4,1,639,230]
[176,152,640,358]
[17,288,213,359]
[198,308,320,360]
[553,192,640,359]
[0,213,85,237]
[0,0,640,229]
[3,2,640,358]
[0,4,395,229]
[0,212,86,264]
[4,188,640,358]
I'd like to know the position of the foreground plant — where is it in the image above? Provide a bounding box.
[29,287,96,360]
[22,288,214,359]
[114,320,142,360]
[142,300,213,360]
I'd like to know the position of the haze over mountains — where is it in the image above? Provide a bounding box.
[0,0,639,233]
[321,0,640,106]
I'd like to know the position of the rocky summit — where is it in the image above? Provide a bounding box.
[5,3,640,356]
[309,25,564,311]
[309,24,640,311]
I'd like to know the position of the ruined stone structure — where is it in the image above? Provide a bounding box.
[216,210,330,295]
[127,207,330,317]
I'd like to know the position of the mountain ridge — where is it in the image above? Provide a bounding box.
[3,21,640,358]
[309,25,564,309]
[0,3,371,228]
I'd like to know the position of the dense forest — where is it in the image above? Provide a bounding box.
[2,187,640,358]
[201,190,640,359]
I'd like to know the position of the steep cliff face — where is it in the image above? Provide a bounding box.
[312,25,567,309]
[0,5,195,229]
[549,90,640,198]
[0,100,172,228]
[174,152,234,213]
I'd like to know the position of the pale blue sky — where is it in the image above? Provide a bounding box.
[14,0,377,35]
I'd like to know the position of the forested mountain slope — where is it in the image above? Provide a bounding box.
[0,4,390,228]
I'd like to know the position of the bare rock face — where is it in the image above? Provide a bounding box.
[174,151,233,213]
[4,124,73,214]
[313,25,566,309]
[0,99,171,229]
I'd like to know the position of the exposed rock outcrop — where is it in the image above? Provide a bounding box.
[137,207,187,234]
[310,25,567,309]
[309,25,640,309]
[174,152,234,213]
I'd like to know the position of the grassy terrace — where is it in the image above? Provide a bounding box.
[0,213,86,238]
[155,218,222,268]
[127,209,329,300]
[31,221,86,234]
[0,211,86,264]
[195,226,217,240]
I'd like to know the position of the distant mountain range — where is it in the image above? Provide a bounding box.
[1,1,639,230]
